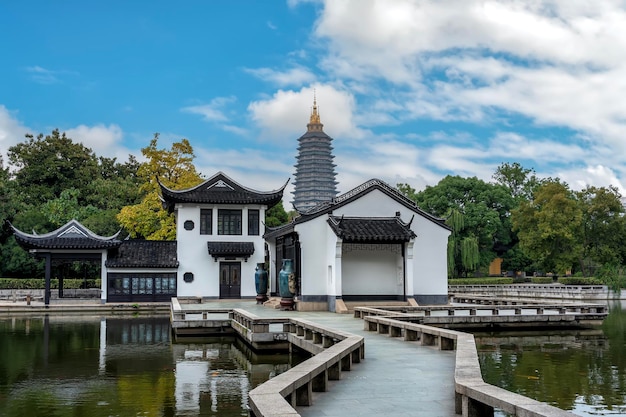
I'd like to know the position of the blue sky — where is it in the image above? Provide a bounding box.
[2,0,626,205]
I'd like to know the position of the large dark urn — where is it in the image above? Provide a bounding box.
[278,259,296,310]
[255,263,268,304]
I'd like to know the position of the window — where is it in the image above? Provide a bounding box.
[248,209,260,235]
[218,209,242,235]
[200,209,212,235]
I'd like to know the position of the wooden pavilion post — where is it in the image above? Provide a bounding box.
[44,253,51,306]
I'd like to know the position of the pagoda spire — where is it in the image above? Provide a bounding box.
[307,90,323,132]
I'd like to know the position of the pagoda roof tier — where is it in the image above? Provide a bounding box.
[160,171,288,212]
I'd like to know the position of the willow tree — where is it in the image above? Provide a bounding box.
[444,208,480,277]
[117,134,203,240]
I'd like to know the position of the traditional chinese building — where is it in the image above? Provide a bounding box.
[291,97,338,212]
[265,179,451,312]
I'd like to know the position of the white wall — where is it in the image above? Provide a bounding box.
[330,187,450,300]
[176,204,267,298]
[341,245,402,296]
[411,216,450,297]
[294,215,330,297]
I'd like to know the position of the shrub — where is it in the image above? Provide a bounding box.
[530,277,554,284]
[448,277,514,285]
[558,276,603,286]
[0,278,101,289]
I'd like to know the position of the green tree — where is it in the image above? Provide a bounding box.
[575,186,626,276]
[492,162,541,201]
[512,180,583,274]
[265,201,289,227]
[7,129,100,206]
[407,175,515,275]
[117,135,203,240]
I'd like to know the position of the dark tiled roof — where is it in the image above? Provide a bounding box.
[264,178,449,241]
[105,240,179,268]
[10,219,122,251]
[207,241,255,260]
[327,216,416,242]
[160,171,287,211]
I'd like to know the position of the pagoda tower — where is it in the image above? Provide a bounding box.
[291,96,338,212]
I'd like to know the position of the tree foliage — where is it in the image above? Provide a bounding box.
[117,134,203,240]
[512,180,583,274]
[0,129,141,277]
[403,175,516,276]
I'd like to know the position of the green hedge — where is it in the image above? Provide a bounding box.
[0,278,101,289]
[530,277,554,284]
[557,277,603,285]
[448,277,514,285]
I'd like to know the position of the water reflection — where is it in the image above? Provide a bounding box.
[0,316,300,417]
[476,302,626,416]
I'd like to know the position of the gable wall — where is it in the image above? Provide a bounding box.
[333,188,450,302]
[294,215,333,297]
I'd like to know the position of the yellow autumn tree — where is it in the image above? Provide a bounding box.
[117,134,203,240]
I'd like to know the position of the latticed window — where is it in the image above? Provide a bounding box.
[200,209,212,235]
[218,209,242,235]
[248,209,260,235]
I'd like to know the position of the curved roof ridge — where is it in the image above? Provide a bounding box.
[9,219,121,241]
[159,171,289,195]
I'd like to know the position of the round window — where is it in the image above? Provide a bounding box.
[184,220,194,231]
[183,272,194,283]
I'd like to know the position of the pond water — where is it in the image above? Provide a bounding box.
[476,301,626,416]
[0,316,304,417]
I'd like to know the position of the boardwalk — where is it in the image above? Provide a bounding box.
[183,300,459,417]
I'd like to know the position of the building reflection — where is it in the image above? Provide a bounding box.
[97,317,294,416]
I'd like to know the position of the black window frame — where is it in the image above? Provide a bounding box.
[218,209,242,235]
[200,209,212,235]
[248,209,260,236]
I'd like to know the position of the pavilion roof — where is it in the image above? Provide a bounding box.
[10,219,122,251]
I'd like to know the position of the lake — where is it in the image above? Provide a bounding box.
[0,315,304,417]
[476,301,626,416]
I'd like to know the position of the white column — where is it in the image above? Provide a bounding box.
[333,240,343,297]
[405,241,415,298]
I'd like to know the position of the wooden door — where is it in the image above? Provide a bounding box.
[219,262,241,299]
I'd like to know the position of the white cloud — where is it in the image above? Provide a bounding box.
[25,66,60,84]
[244,66,316,87]
[558,164,626,195]
[0,105,30,157]
[248,84,363,143]
[65,124,129,159]
[181,96,236,122]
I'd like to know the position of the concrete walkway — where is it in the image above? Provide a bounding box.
[183,300,459,417]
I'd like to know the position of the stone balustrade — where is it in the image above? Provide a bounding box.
[361,314,577,417]
[248,322,364,417]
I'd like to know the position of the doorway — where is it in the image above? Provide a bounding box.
[219,262,241,299]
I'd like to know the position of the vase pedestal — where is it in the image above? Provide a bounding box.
[256,294,268,304]
[280,297,295,310]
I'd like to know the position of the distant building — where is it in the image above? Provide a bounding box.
[291,97,338,213]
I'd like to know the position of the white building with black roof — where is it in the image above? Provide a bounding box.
[159,171,287,300]
[265,179,451,312]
